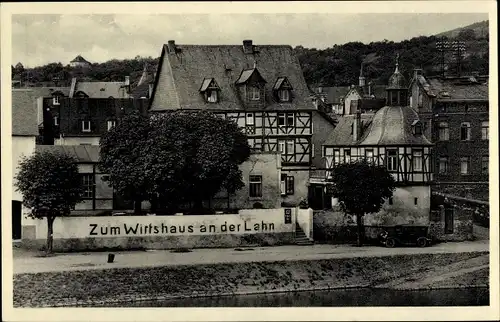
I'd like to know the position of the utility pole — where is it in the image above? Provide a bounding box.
[436,38,466,78]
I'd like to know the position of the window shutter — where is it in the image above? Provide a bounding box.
[286,176,295,195]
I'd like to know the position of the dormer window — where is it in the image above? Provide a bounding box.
[199,78,220,103]
[412,120,423,135]
[273,77,293,102]
[235,67,267,103]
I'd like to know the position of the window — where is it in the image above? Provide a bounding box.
[278,89,290,102]
[460,122,471,141]
[334,149,341,165]
[280,174,295,195]
[482,156,489,174]
[387,149,398,171]
[250,86,260,100]
[53,116,59,126]
[207,90,218,103]
[107,120,116,131]
[414,122,422,135]
[286,176,295,195]
[365,149,374,163]
[438,157,449,174]
[417,93,423,107]
[412,150,423,171]
[481,121,489,140]
[344,150,351,163]
[249,175,262,198]
[460,157,470,175]
[438,122,449,141]
[445,208,454,234]
[278,113,286,126]
[82,120,91,132]
[246,113,254,125]
[286,140,294,156]
[81,174,94,199]
[278,141,286,154]
[414,198,418,205]
[278,113,294,127]
[388,197,393,205]
[53,96,60,105]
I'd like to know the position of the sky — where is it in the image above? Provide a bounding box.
[12,13,488,67]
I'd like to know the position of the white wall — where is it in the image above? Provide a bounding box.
[12,136,36,203]
[55,136,100,146]
[297,208,313,239]
[25,208,298,240]
[12,136,36,225]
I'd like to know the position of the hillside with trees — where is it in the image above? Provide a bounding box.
[12,21,489,89]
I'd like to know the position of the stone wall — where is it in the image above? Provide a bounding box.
[429,206,474,242]
[21,208,305,252]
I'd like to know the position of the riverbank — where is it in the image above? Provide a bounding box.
[13,250,489,307]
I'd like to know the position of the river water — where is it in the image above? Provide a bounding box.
[96,288,489,307]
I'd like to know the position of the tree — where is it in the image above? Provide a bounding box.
[99,111,152,214]
[15,151,84,254]
[99,110,251,213]
[149,111,251,210]
[327,159,396,246]
[457,29,476,41]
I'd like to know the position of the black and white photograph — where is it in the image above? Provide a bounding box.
[1,1,498,321]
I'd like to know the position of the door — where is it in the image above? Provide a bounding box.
[12,201,22,240]
[308,184,324,210]
[444,208,454,234]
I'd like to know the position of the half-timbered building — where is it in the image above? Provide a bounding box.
[322,59,434,224]
[149,40,336,206]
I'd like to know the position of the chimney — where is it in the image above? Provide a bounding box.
[148,83,153,98]
[243,40,253,54]
[124,76,130,86]
[167,40,176,54]
[359,64,366,87]
[413,68,423,78]
[353,110,362,141]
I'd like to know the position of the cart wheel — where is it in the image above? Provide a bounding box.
[417,237,428,248]
[385,238,396,248]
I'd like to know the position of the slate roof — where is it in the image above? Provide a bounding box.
[350,98,386,113]
[323,114,374,146]
[424,77,489,101]
[12,89,42,136]
[72,81,129,99]
[35,145,100,163]
[150,44,316,111]
[324,106,432,147]
[358,106,432,146]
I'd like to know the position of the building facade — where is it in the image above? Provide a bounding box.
[70,55,91,68]
[35,145,114,215]
[322,61,434,225]
[149,40,336,206]
[408,70,489,200]
[42,97,150,146]
[12,89,40,239]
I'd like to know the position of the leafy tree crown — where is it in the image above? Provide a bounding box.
[15,150,84,218]
[328,159,396,216]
